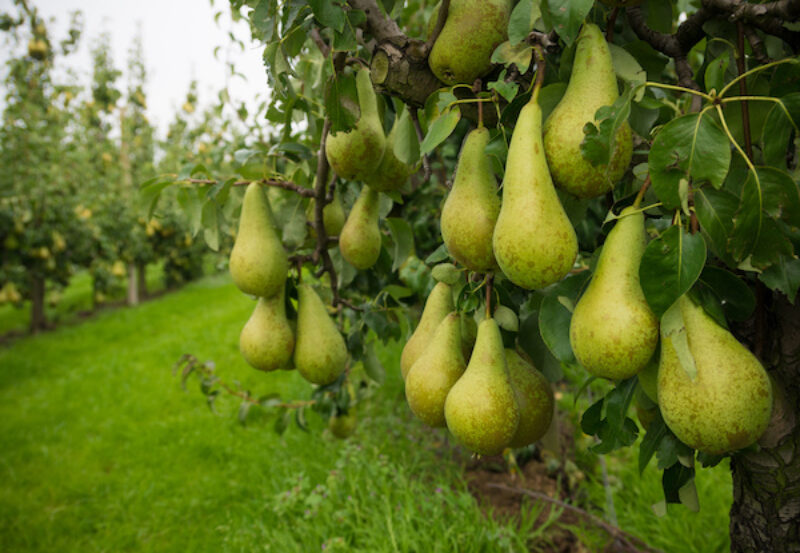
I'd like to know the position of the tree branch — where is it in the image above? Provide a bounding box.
[346,0,403,40]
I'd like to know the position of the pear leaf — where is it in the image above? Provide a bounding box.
[581,87,634,168]
[541,0,593,46]
[363,340,386,384]
[488,70,520,103]
[759,257,800,302]
[538,294,574,363]
[420,109,460,155]
[386,218,414,272]
[393,107,420,166]
[693,188,738,266]
[609,43,646,99]
[704,53,730,94]
[325,73,358,133]
[431,263,461,285]
[660,300,697,380]
[761,93,800,168]
[490,41,533,73]
[494,304,519,332]
[308,0,346,32]
[508,0,541,45]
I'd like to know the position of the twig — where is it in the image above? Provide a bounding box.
[425,0,450,51]
[485,483,663,553]
[312,119,342,307]
[607,8,619,43]
[744,26,771,64]
[409,107,432,185]
[311,27,330,58]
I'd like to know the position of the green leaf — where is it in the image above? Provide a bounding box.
[281,196,307,249]
[393,107,420,166]
[238,401,251,425]
[538,294,574,363]
[425,244,450,264]
[759,257,800,302]
[541,0,593,46]
[661,300,698,380]
[201,200,220,251]
[639,413,668,473]
[420,109,460,154]
[252,0,277,42]
[609,43,646,97]
[490,41,533,73]
[177,187,203,236]
[699,266,755,321]
[694,188,738,265]
[494,304,519,332]
[508,0,541,45]
[704,53,730,93]
[581,87,634,167]
[661,463,695,505]
[431,263,461,285]
[325,73,358,134]
[640,225,707,318]
[385,217,414,272]
[487,70,520,104]
[649,113,731,210]
[308,0,346,32]
[363,340,386,384]
[678,478,700,512]
[383,284,413,302]
[761,92,800,168]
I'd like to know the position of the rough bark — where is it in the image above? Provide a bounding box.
[127,262,139,306]
[29,275,46,333]
[730,295,800,552]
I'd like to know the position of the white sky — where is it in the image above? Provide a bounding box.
[1,0,268,136]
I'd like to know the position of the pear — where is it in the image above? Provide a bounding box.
[329,410,357,439]
[325,68,386,181]
[365,108,414,192]
[239,288,294,372]
[637,355,659,403]
[569,207,658,380]
[294,283,348,385]
[428,0,512,85]
[307,186,346,238]
[658,295,773,454]
[405,312,467,427]
[400,282,454,378]
[339,186,382,270]
[229,182,288,297]
[505,349,554,448]
[543,23,633,199]
[440,127,500,271]
[445,318,519,455]
[493,92,578,290]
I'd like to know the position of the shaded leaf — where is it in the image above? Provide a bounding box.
[490,41,533,73]
[541,0,593,46]
[386,218,414,272]
[694,187,738,265]
[420,109,461,154]
[699,266,755,321]
[759,257,800,302]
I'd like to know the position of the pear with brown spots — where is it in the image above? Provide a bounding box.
[400,282,454,378]
[506,349,554,448]
[658,295,773,455]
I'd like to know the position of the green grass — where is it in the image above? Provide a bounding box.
[0,273,733,552]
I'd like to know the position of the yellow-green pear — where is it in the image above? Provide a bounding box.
[239,288,294,372]
[506,349,554,448]
[493,92,578,290]
[339,186,382,270]
[543,23,632,199]
[325,67,386,181]
[229,182,288,297]
[329,410,357,439]
[307,186,346,238]
[637,356,659,403]
[405,312,467,427]
[440,127,500,271]
[658,295,773,454]
[400,282,454,378]
[569,207,658,380]
[365,108,414,192]
[428,0,512,85]
[294,283,348,385]
[445,318,519,455]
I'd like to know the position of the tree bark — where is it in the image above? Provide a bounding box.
[126,262,139,306]
[29,275,46,333]
[136,264,147,299]
[730,295,800,552]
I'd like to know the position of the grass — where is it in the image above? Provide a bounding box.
[0,273,733,552]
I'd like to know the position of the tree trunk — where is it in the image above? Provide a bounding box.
[730,295,800,552]
[29,275,46,333]
[136,264,147,299]
[126,262,139,306]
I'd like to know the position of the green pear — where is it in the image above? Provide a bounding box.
[428,0,512,85]
[229,182,288,297]
[444,318,519,455]
[307,186,346,238]
[400,282,454,378]
[440,127,500,271]
[239,288,294,372]
[405,312,467,427]
[569,207,658,380]
[637,355,659,403]
[325,67,386,181]
[493,92,578,290]
[329,409,357,439]
[339,186,382,270]
[543,23,633,199]
[505,349,554,448]
[294,283,348,385]
[658,295,773,454]
[365,108,414,192]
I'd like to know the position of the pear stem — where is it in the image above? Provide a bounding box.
[606,8,619,43]
[485,274,493,319]
[532,46,546,103]
[632,175,650,208]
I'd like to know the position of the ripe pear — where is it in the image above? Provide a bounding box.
[405,312,467,427]
[440,127,500,271]
[400,282,454,378]
[428,0,512,85]
[229,182,288,298]
[325,68,386,181]
[239,288,294,372]
[294,283,348,385]
[339,186,382,270]
[493,92,578,290]
[307,186,346,238]
[365,109,414,192]
[658,295,773,455]
[505,349,554,448]
[569,207,658,380]
[543,23,632,199]
[445,319,519,455]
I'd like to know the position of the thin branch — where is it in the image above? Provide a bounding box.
[311,27,330,58]
[409,107,432,185]
[744,26,771,64]
[346,0,403,40]
[607,8,619,43]
[312,119,342,308]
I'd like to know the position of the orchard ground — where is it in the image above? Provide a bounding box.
[0,272,732,552]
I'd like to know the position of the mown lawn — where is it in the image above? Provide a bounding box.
[0,273,732,552]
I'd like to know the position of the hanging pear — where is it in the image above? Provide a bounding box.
[239,288,294,372]
[505,349,554,448]
[637,355,659,403]
[428,0,512,85]
[400,281,454,378]
[658,295,773,454]
[493,90,578,290]
[543,23,632,199]
[294,283,348,385]
[229,182,288,297]
[325,67,386,181]
[405,312,467,427]
[339,186,382,270]
[570,207,658,380]
[440,127,500,271]
[445,318,519,455]
[365,108,414,193]
[307,185,346,238]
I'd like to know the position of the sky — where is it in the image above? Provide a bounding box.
[1,0,268,136]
